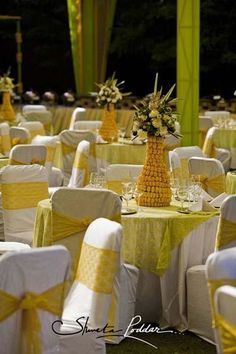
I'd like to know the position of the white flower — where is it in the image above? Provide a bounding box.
[138,129,147,139]
[149,109,158,118]
[152,117,161,128]
[160,126,168,136]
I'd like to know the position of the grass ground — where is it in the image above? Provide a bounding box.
[107,331,216,354]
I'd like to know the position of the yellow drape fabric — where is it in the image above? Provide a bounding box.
[29,129,45,139]
[61,141,76,155]
[208,279,236,328]
[198,174,225,194]
[0,135,11,153]
[0,281,67,354]
[73,151,89,186]
[226,172,236,194]
[202,137,216,157]
[2,182,49,210]
[179,158,190,178]
[76,241,119,294]
[46,146,56,162]
[216,217,236,250]
[215,314,236,353]
[9,158,46,166]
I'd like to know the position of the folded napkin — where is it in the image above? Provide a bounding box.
[128,137,144,145]
[210,192,230,208]
[96,135,107,144]
[189,196,217,212]
[200,188,213,202]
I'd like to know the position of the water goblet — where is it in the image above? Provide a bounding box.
[121,183,133,211]
[176,185,189,213]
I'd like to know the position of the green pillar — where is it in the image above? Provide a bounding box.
[177,0,200,146]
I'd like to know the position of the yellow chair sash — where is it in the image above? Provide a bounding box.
[107,179,131,195]
[43,122,51,134]
[215,313,236,353]
[73,151,89,186]
[9,158,46,165]
[46,146,56,162]
[52,210,121,242]
[0,281,67,354]
[0,135,11,153]
[11,137,29,146]
[61,141,76,156]
[208,279,236,328]
[171,167,182,179]
[89,143,96,158]
[180,158,190,178]
[2,182,49,210]
[30,129,45,138]
[216,217,236,250]
[76,241,119,294]
[202,136,217,158]
[198,174,225,193]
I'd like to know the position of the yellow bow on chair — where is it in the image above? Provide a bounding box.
[196,174,225,194]
[73,150,89,186]
[11,137,29,146]
[0,281,67,354]
[215,313,236,353]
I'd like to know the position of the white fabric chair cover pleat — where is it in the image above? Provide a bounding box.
[9,127,30,146]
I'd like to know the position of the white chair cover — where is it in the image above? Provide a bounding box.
[0,164,49,245]
[59,130,97,184]
[68,140,90,188]
[19,121,46,140]
[0,122,11,157]
[172,146,204,178]
[105,164,143,194]
[73,120,102,132]
[23,111,52,135]
[0,241,30,255]
[69,107,86,130]
[9,144,47,165]
[206,247,236,353]
[215,195,236,250]
[188,157,225,197]
[214,285,236,354]
[60,218,121,354]
[0,245,70,354]
[9,126,30,146]
[22,104,47,113]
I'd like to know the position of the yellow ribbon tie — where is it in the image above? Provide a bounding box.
[0,135,11,153]
[202,137,217,158]
[2,182,49,209]
[0,282,67,354]
[89,143,96,158]
[31,158,46,165]
[208,279,236,328]
[73,151,89,186]
[198,174,225,193]
[30,129,45,139]
[216,217,236,250]
[215,314,236,353]
[180,158,191,178]
[43,122,52,134]
[61,141,76,156]
[76,241,119,294]
[46,146,56,162]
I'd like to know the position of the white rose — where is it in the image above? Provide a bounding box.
[152,117,161,128]
[149,109,158,118]
[137,129,147,139]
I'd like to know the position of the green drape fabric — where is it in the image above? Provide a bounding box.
[177,0,200,146]
[67,0,117,95]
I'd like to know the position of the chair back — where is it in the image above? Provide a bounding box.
[69,107,86,129]
[19,121,46,140]
[0,246,70,354]
[0,164,49,244]
[105,164,143,194]
[214,285,236,354]
[0,122,11,157]
[50,187,122,281]
[73,120,102,132]
[216,195,236,250]
[62,218,122,329]
[172,146,204,178]
[22,104,47,113]
[10,127,30,146]
[59,130,97,183]
[68,140,90,188]
[31,135,59,172]
[24,111,52,135]
[188,157,225,197]
[206,247,236,354]
[9,144,47,166]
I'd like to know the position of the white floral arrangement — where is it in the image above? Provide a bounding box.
[0,69,14,93]
[133,74,179,139]
[96,73,129,108]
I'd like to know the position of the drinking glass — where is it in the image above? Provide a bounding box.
[118,127,126,144]
[122,183,133,211]
[176,185,189,213]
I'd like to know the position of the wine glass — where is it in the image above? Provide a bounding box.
[176,185,189,213]
[122,182,133,211]
[118,127,126,144]
[169,177,179,202]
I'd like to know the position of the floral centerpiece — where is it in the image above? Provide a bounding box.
[0,69,15,121]
[96,73,129,142]
[133,73,179,207]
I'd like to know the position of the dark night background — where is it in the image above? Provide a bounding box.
[0,0,236,98]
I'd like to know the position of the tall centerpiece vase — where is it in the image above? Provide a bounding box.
[1,91,15,122]
[137,135,172,207]
[99,103,118,142]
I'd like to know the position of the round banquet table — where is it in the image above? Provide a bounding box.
[226,171,236,194]
[33,198,219,331]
